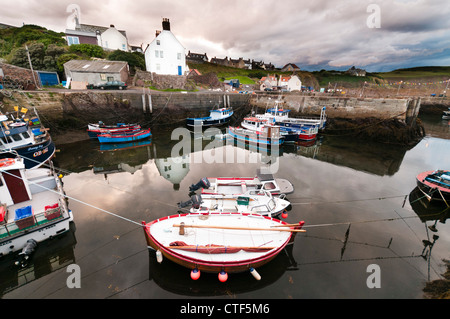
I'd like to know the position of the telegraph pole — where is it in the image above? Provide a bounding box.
[25,45,39,89]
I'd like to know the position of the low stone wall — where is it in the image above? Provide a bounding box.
[134,70,189,90]
[250,93,417,121]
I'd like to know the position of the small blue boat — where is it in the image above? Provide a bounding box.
[97,129,152,144]
[187,108,233,127]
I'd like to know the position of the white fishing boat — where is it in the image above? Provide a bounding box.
[0,157,73,264]
[186,107,233,127]
[189,169,294,197]
[255,105,327,129]
[141,212,305,281]
[179,189,291,218]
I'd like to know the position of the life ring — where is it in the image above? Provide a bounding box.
[0,158,15,167]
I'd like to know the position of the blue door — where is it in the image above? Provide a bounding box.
[178,66,182,75]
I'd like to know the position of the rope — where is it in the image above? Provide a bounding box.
[0,168,143,227]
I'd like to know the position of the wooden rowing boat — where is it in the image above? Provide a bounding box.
[142,212,305,281]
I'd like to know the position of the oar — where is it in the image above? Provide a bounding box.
[271,223,303,227]
[164,245,276,251]
[172,224,306,233]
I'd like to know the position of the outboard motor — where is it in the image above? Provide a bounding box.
[178,195,203,209]
[15,239,37,268]
[189,178,211,192]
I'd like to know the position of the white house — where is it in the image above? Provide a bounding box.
[99,25,129,52]
[279,75,302,91]
[259,75,278,91]
[65,17,131,52]
[144,18,188,75]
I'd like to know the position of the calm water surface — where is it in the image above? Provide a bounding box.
[1,115,449,300]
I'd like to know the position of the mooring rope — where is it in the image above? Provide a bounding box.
[2,153,447,231]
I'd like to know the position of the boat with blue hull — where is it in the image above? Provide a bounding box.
[0,108,56,169]
[187,108,233,127]
[97,128,152,144]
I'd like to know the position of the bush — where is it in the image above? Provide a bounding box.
[68,44,105,58]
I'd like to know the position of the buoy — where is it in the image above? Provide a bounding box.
[281,210,288,219]
[190,268,201,280]
[250,267,261,281]
[156,250,163,263]
[58,174,63,179]
[218,270,228,282]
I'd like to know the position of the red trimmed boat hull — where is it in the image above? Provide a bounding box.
[416,170,450,202]
[142,212,302,274]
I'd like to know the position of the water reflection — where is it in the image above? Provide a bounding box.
[147,242,298,297]
[0,223,77,297]
[409,187,449,233]
[54,125,414,180]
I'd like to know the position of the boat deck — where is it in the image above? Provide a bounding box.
[148,213,291,263]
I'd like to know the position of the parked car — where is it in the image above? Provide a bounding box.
[95,81,127,90]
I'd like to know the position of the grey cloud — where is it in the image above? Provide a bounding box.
[1,0,448,71]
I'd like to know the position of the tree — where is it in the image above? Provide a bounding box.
[57,53,81,74]
[107,50,145,74]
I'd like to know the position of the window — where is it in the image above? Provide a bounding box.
[67,36,80,45]
[177,53,181,60]
[11,134,22,142]
[122,44,126,50]
[160,50,164,58]
[100,74,107,81]
[156,40,160,45]
[155,50,159,58]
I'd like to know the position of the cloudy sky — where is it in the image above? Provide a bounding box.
[1,0,449,71]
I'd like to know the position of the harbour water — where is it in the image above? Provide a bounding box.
[0,114,449,300]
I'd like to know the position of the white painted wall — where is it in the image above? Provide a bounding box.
[100,26,129,51]
[145,30,187,75]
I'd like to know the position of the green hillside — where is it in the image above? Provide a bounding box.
[375,66,450,80]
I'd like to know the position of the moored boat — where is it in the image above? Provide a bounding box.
[0,108,55,169]
[0,157,73,263]
[179,190,291,217]
[189,170,294,197]
[187,107,233,127]
[241,116,317,142]
[87,121,141,139]
[141,212,305,281]
[97,128,152,143]
[416,170,450,203]
[256,106,327,129]
[228,125,284,146]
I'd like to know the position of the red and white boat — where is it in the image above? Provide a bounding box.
[142,212,305,281]
[189,170,294,197]
[87,122,141,139]
[416,170,450,203]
